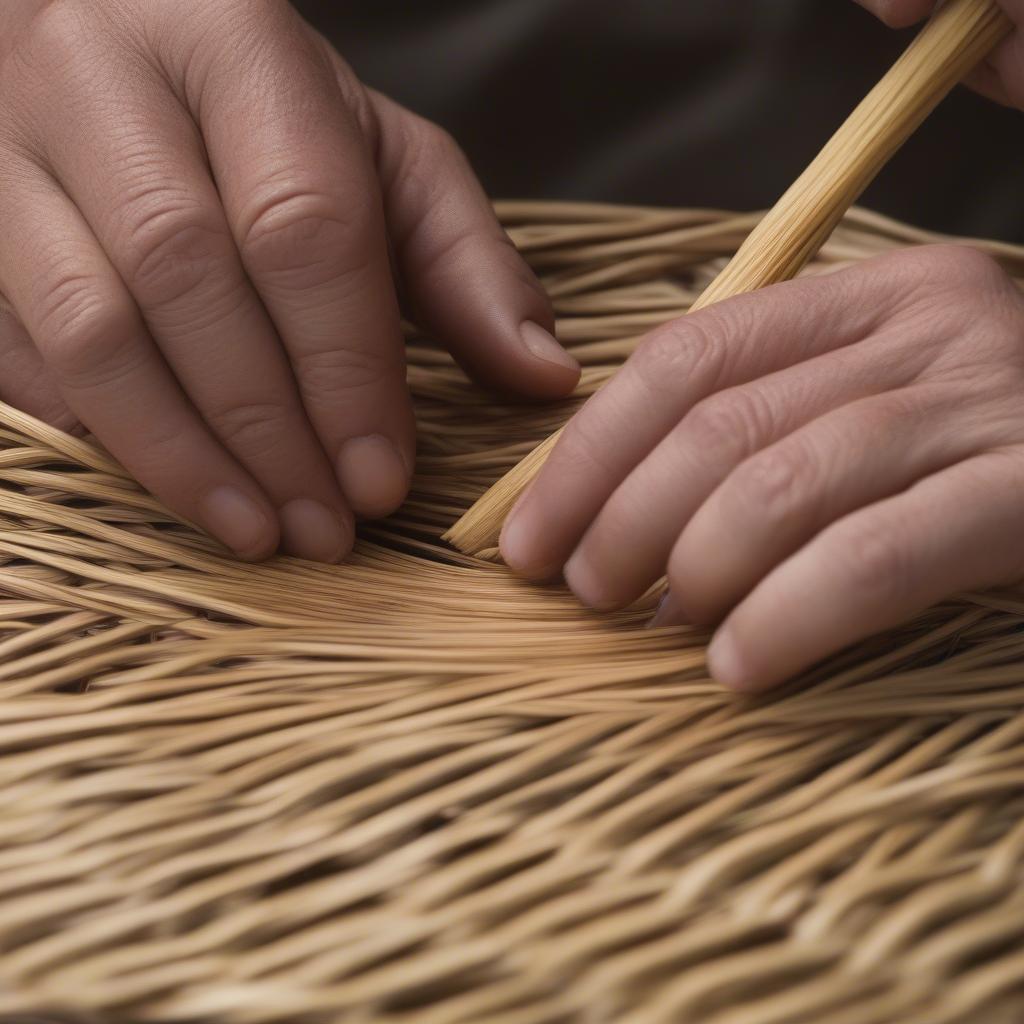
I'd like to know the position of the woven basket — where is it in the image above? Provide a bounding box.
[2,202,1024,1024]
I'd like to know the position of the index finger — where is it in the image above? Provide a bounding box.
[183,5,414,519]
[499,260,901,578]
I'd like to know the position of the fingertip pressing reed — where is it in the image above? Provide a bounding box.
[446,0,1011,556]
[442,430,562,553]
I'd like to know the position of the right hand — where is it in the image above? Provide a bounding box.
[0,0,580,562]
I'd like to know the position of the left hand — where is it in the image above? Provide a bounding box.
[500,245,1024,692]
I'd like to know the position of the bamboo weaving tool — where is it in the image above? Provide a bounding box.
[444,0,1013,555]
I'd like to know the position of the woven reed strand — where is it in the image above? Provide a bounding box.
[2,203,1024,1024]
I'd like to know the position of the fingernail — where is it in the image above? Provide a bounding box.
[498,503,528,569]
[201,486,274,559]
[280,498,353,563]
[520,321,580,372]
[564,549,614,610]
[707,629,747,690]
[500,506,557,578]
[336,435,411,519]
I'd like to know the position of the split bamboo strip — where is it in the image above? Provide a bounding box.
[445,0,1012,554]
[1,204,1024,1024]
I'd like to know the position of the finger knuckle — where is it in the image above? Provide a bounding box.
[240,190,369,287]
[930,243,1002,283]
[11,0,91,63]
[294,346,402,410]
[395,113,462,186]
[412,222,478,278]
[124,208,227,307]
[635,320,719,397]
[885,244,1002,295]
[886,245,1022,346]
[384,114,472,258]
[411,118,460,162]
[832,517,909,603]
[205,400,297,461]
[876,388,930,424]
[38,278,139,389]
[684,387,770,462]
[734,442,814,524]
[945,248,1022,323]
[4,1,129,102]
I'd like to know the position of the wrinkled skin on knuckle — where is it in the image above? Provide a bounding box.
[633,321,718,400]
[2,0,108,68]
[311,40,377,142]
[831,515,911,605]
[204,399,298,461]
[387,116,478,257]
[39,285,140,390]
[849,246,1024,389]
[10,0,151,78]
[142,0,248,107]
[0,0,138,147]
[398,115,461,184]
[36,272,104,343]
[857,248,952,322]
[897,246,1024,376]
[0,299,80,431]
[917,244,1010,294]
[392,116,471,228]
[382,108,550,302]
[732,441,816,529]
[293,346,405,414]
[684,388,772,465]
[881,244,1004,304]
[240,190,371,286]
[944,247,1024,339]
[123,211,227,307]
[150,0,334,120]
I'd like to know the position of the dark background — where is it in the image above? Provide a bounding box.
[293,0,1023,242]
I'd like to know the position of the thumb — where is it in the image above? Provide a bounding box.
[368,90,581,401]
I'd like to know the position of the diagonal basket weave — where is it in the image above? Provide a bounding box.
[3,202,1024,1024]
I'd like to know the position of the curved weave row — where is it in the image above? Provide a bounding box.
[2,202,1024,1024]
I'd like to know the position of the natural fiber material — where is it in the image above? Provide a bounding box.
[445,0,1012,554]
[2,202,1024,1024]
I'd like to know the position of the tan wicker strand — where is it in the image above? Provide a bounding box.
[1,203,1024,1024]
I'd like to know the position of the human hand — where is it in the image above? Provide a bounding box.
[853,0,1024,107]
[500,245,1024,691]
[0,0,578,562]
